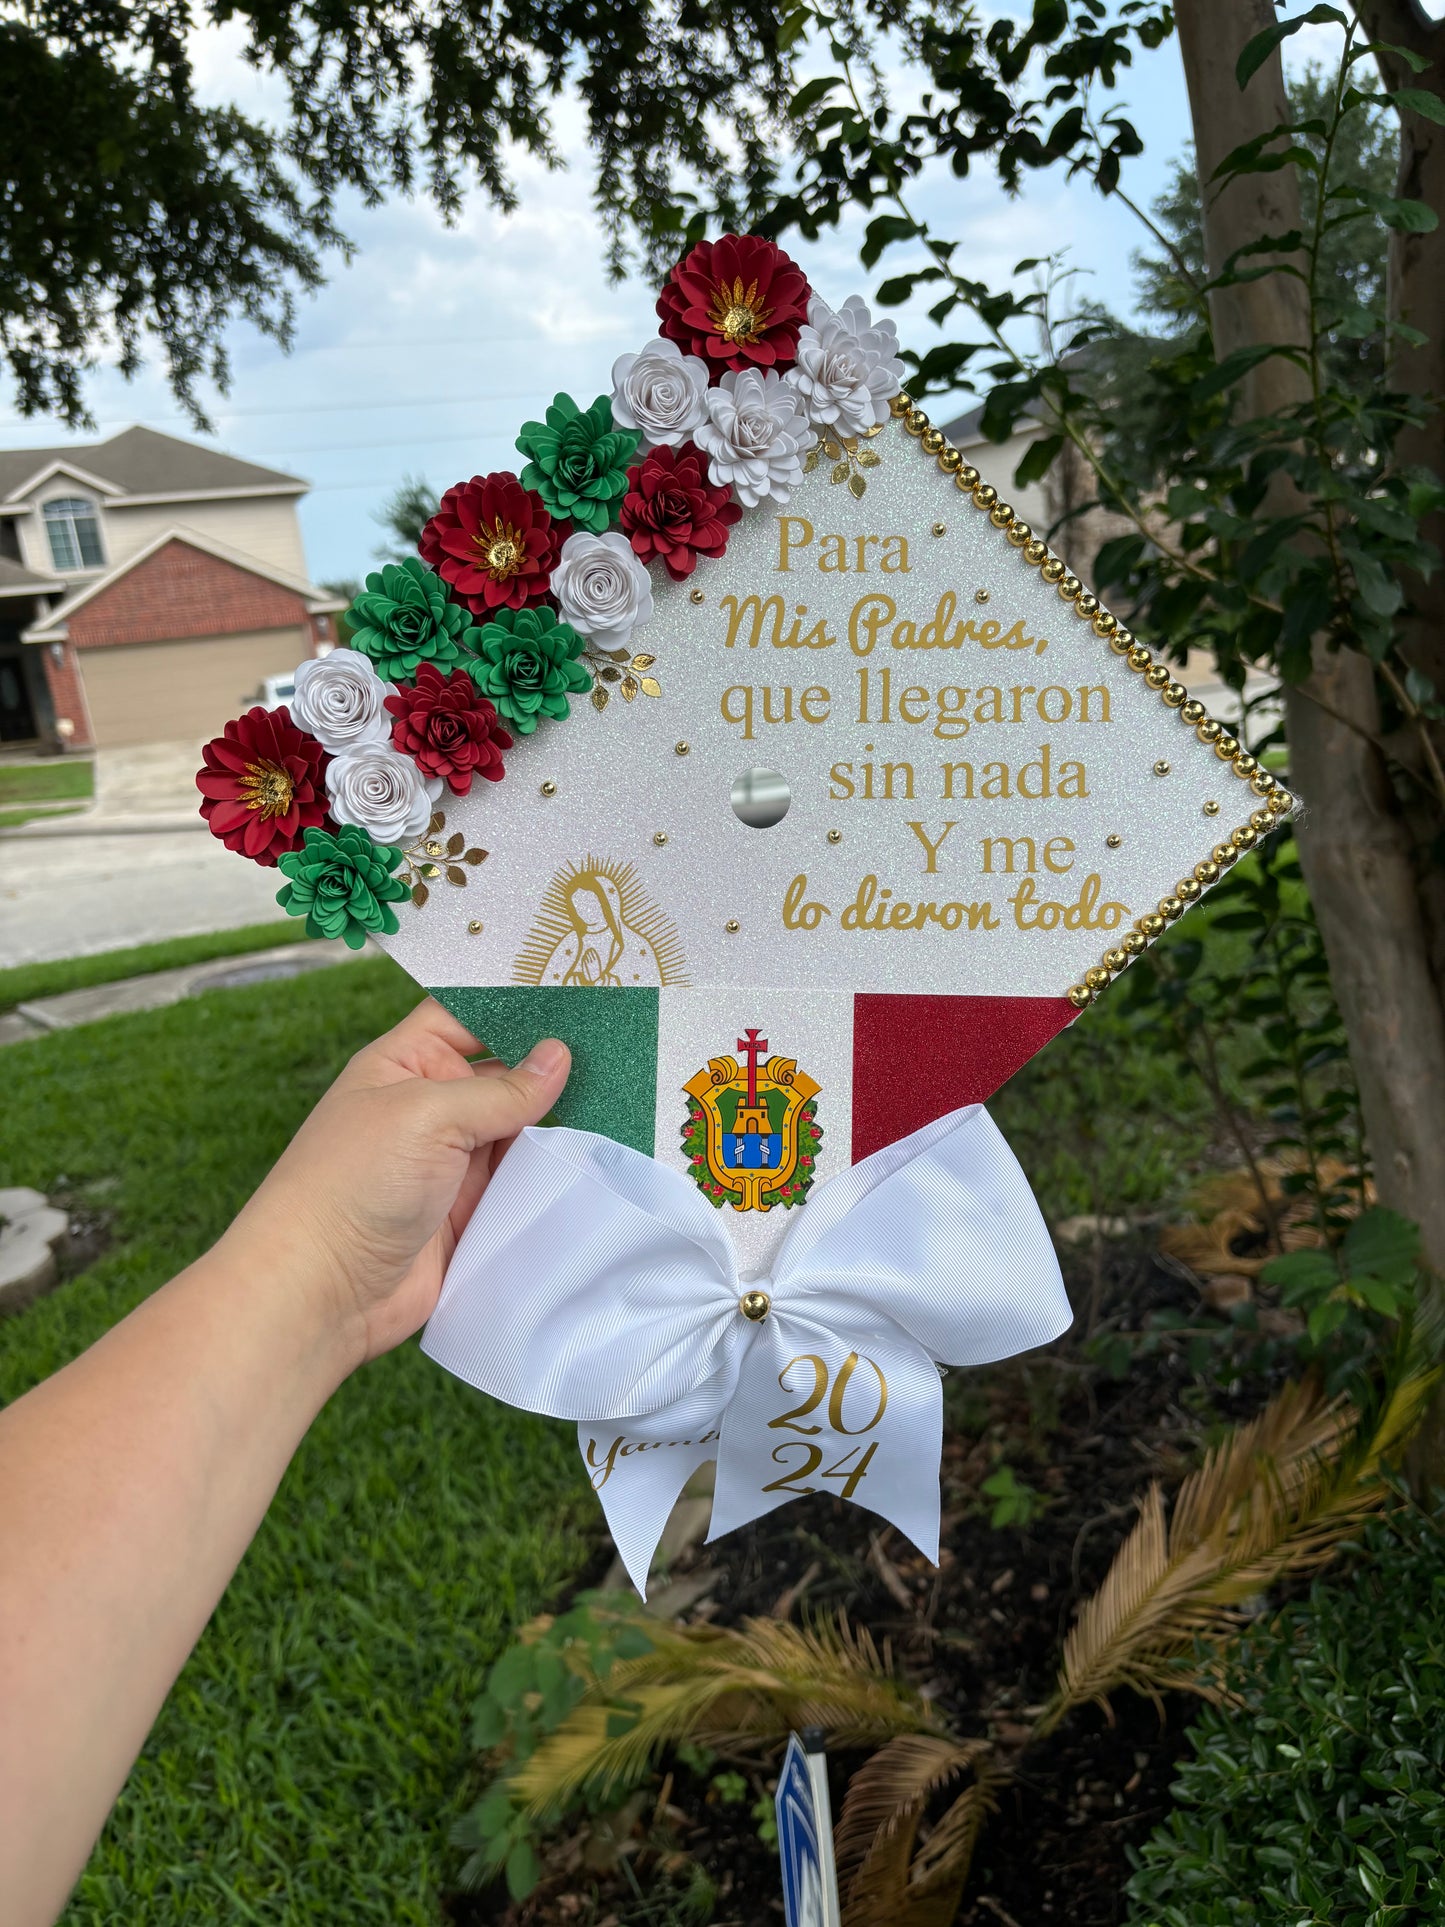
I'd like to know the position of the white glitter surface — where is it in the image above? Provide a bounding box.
[384,412,1247,999]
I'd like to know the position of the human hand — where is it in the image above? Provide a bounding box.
[221,1000,570,1373]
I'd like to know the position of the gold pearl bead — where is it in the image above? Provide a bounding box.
[827,828,842,844]
[1040,557,1066,583]
[739,1289,771,1322]
[1159,895,1185,920]
[1108,631,1132,655]
[1007,521,1031,547]
[989,503,1014,528]
[939,445,963,472]
[1120,930,1145,956]
[1093,613,1118,639]
[725,918,741,933]
[1232,751,1258,777]
[1102,947,1128,973]
[1250,770,1276,795]
[653,831,669,846]
[540,780,557,796]
[1197,719,1222,743]
[922,427,946,454]
[1067,984,1094,1009]
[1250,808,1273,832]
[1232,825,1258,850]
[904,407,929,436]
[890,392,912,418]
[1106,832,1122,848]
[932,521,947,537]
[973,483,998,510]
[1154,759,1171,775]
[1195,858,1220,883]
[974,588,990,604]
[1268,790,1294,813]
[1076,592,1100,619]
[1212,843,1238,867]
[1180,699,1206,725]
[690,587,706,604]
[1059,575,1082,601]
[1163,682,1188,708]
[467,918,484,934]
[1127,644,1152,672]
[675,740,690,755]
[1176,877,1201,902]
[956,465,981,490]
[1144,663,1171,689]
[1137,912,1167,939]
[1214,733,1240,760]
[1084,966,1111,991]
[1024,538,1049,565]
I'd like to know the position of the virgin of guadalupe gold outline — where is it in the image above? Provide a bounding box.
[512,855,691,988]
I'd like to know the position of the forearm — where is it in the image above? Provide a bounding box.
[0,1232,356,1927]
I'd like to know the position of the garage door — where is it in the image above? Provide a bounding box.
[78,627,309,747]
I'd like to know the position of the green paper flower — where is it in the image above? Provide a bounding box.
[345,558,477,683]
[469,606,592,735]
[276,825,410,948]
[516,393,640,535]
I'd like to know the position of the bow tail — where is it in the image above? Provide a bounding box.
[707,1312,945,1564]
[577,1411,725,1597]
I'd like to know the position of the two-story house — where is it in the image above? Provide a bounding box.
[0,427,344,751]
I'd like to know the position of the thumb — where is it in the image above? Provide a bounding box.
[428,1039,572,1150]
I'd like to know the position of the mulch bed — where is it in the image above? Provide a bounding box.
[452,1236,1274,1927]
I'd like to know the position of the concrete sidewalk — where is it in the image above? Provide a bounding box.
[0,740,207,841]
[0,939,370,1047]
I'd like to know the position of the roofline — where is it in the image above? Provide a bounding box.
[0,579,62,599]
[2,458,127,503]
[109,481,308,506]
[21,524,342,641]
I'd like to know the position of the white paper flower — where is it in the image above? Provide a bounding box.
[610,337,711,448]
[289,651,394,754]
[695,368,817,509]
[785,294,905,435]
[325,742,441,845]
[551,531,655,649]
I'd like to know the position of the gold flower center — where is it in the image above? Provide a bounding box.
[238,757,294,819]
[479,520,525,580]
[709,277,772,345]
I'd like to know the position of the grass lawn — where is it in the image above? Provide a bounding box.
[0,919,305,1014]
[0,957,598,1924]
[0,802,87,830]
[0,759,94,805]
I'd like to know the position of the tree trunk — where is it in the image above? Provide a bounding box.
[1175,0,1445,1273]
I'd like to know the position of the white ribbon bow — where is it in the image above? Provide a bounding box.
[422,1103,1071,1595]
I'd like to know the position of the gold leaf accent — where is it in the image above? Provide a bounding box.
[856,446,881,469]
[446,832,464,855]
[601,645,631,662]
[428,809,445,834]
[411,882,429,908]
[422,862,441,879]
[446,864,468,886]
[638,677,662,697]
[630,653,656,669]
[621,675,639,701]
[600,664,622,683]
[803,447,822,473]
[848,471,867,500]
[592,685,609,711]
[831,460,850,485]
[464,847,488,864]
[842,436,859,454]
[823,437,842,460]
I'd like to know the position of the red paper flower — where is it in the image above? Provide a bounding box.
[418,472,562,613]
[195,706,329,866]
[657,234,811,375]
[385,663,512,796]
[619,441,742,581]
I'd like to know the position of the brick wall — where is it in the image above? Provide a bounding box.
[39,641,94,749]
[67,538,310,650]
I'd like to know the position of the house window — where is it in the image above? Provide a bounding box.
[43,497,105,571]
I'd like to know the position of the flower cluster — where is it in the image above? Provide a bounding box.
[196,235,904,936]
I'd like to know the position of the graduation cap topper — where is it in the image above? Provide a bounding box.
[196,236,1295,1584]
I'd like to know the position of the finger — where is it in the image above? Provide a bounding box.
[387,998,488,1061]
[350,998,491,1087]
[425,1039,570,1151]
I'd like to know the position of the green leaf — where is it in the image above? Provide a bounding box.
[788,74,843,118]
[1236,6,1346,90]
[1390,88,1445,125]
[1014,432,1063,488]
[860,213,920,269]
[487,1642,535,1705]
[505,1839,540,1901]
[776,6,813,51]
[1192,343,1297,401]
[1343,1206,1420,1284]
[1260,1249,1338,1300]
[471,1698,508,1749]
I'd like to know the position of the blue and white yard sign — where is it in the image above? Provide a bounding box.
[775,1732,839,1927]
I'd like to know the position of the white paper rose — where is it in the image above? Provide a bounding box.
[610,337,710,448]
[551,531,655,649]
[785,293,905,435]
[289,651,394,754]
[325,742,441,845]
[695,368,817,509]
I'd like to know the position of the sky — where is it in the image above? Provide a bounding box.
[0,6,1367,587]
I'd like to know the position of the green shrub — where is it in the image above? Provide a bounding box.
[1126,1507,1445,1926]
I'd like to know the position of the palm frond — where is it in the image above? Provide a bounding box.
[512,1612,938,1823]
[1047,1370,1437,1727]
[836,1734,996,1927]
